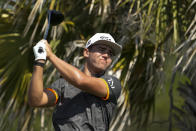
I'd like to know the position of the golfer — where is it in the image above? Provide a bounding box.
[28,33,122,131]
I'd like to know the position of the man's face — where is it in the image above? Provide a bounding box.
[84,44,114,73]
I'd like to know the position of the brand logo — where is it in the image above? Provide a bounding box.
[108,78,115,88]
[38,47,44,54]
[86,40,91,47]
[100,36,112,42]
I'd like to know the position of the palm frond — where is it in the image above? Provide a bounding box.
[110,0,195,129]
[174,81,196,131]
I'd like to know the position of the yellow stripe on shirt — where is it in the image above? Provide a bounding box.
[100,78,110,100]
[46,88,59,104]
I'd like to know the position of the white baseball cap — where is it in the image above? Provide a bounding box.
[85,33,122,56]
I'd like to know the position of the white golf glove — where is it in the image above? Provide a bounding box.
[33,40,47,61]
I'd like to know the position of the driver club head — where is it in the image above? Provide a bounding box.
[43,10,64,40]
[48,10,64,26]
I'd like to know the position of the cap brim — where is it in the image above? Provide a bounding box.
[93,40,122,56]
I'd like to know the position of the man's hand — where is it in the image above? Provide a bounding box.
[29,39,57,107]
[33,40,47,61]
[44,41,54,60]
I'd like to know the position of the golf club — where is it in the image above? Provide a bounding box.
[43,10,64,40]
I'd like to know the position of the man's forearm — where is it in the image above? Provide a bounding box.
[48,53,86,87]
[28,66,44,106]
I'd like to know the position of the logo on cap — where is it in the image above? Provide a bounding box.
[86,40,91,47]
[100,36,112,42]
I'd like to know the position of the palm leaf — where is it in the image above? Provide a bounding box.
[111,0,195,129]
[174,81,196,131]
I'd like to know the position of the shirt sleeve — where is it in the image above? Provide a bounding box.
[46,78,67,104]
[100,75,122,103]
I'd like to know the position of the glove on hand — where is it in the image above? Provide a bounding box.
[33,40,47,61]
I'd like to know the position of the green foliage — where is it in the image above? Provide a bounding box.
[110,0,196,130]
[175,81,196,131]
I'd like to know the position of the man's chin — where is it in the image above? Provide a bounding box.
[95,67,108,73]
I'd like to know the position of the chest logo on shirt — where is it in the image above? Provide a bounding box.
[107,78,115,88]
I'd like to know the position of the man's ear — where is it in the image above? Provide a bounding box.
[83,48,89,58]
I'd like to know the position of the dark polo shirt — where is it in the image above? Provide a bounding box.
[47,75,121,131]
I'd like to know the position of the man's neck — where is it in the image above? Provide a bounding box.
[83,63,105,77]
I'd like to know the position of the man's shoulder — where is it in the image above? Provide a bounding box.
[101,75,121,88]
[100,75,122,102]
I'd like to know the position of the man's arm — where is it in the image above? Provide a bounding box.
[28,63,57,107]
[45,42,108,98]
[28,40,57,107]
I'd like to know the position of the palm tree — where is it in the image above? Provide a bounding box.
[0,0,195,130]
[173,81,196,131]
[109,0,196,130]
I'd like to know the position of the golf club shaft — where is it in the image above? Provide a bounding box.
[43,13,51,40]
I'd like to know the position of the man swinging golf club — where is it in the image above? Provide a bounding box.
[28,33,122,131]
